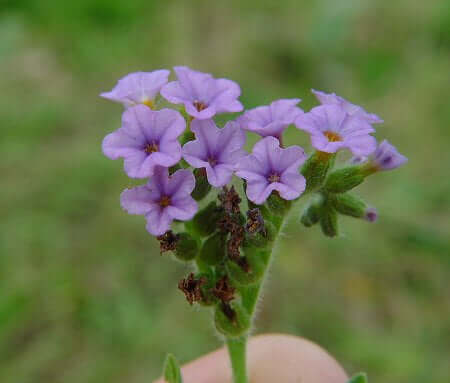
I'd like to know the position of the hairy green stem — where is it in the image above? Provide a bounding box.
[226,203,292,383]
[226,337,248,383]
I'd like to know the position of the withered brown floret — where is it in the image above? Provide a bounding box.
[212,276,236,303]
[157,230,180,254]
[178,273,206,305]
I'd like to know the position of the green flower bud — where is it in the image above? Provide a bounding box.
[191,168,212,201]
[300,196,323,227]
[323,166,365,194]
[187,201,223,237]
[331,193,367,218]
[214,302,250,337]
[301,151,335,193]
[173,232,200,261]
[320,200,338,237]
[198,232,227,266]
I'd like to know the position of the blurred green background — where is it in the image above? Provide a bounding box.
[1,0,449,382]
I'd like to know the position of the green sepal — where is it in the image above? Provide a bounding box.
[197,269,218,306]
[180,130,195,146]
[187,201,223,237]
[331,193,368,219]
[173,232,200,262]
[320,199,338,237]
[266,192,291,218]
[226,248,268,286]
[163,353,183,383]
[347,372,368,383]
[324,166,365,194]
[191,168,212,201]
[300,196,323,227]
[214,301,250,337]
[198,232,227,266]
[301,151,335,193]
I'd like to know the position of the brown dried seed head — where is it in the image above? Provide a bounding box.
[246,208,266,235]
[218,186,241,215]
[157,231,180,254]
[212,276,236,303]
[178,273,206,305]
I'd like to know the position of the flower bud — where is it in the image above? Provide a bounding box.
[300,197,323,227]
[331,193,377,222]
[187,201,223,237]
[320,200,338,237]
[191,168,211,201]
[173,232,200,261]
[324,166,365,194]
[198,232,227,266]
[301,151,335,193]
[214,302,250,337]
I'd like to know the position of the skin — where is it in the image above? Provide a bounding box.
[154,333,348,383]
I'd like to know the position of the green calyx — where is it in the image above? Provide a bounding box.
[173,232,200,261]
[214,301,250,337]
[323,165,366,194]
[186,201,223,237]
[198,232,227,266]
[301,151,335,193]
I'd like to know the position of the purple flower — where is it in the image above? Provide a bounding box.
[295,104,377,156]
[237,99,303,139]
[370,140,408,170]
[100,70,170,108]
[312,89,383,124]
[120,166,198,236]
[182,119,246,187]
[161,66,243,119]
[236,137,306,204]
[102,105,185,178]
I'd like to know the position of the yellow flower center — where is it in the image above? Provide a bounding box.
[159,196,171,208]
[145,142,159,154]
[324,131,342,142]
[142,99,154,109]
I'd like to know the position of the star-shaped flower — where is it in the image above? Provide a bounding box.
[100,70,170,108]
[236,137,307,204]
[120,166,198,236]
[295,104,377,156]
[237,99,303,139]
[161,66,243,119]
[102,105,185,178]
[182,119,246,187]
[312,89,383,124]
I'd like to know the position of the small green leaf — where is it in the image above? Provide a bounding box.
[163,353,183,383]
[347,372,368,383]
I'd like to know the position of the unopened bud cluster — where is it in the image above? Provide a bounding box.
[100,67,407,336]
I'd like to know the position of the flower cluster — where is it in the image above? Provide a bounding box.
[101,66,407,327]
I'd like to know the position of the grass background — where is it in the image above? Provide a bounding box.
[1,0,449,382]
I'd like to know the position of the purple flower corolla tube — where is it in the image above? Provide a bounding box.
[102,105,185,178]
[120,166,198,236]
[183,119,246,187]
[236,136,307,204]
[161,66,243,119]
[100,70,170,108]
